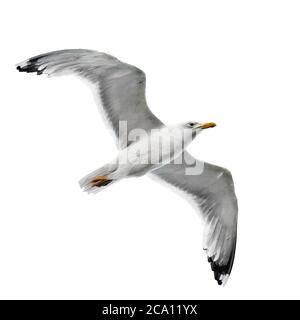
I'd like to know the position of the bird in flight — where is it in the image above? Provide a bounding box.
[17,49,238,286]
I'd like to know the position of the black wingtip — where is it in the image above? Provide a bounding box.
[205,239,236,286]
[207,250,235,286]
[16,62,38,74]
[16,57,46,75]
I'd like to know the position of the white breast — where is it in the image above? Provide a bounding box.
[117,126,193,177]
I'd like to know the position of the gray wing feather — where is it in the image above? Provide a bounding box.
[16,49,162,147]
[151,152,238,286]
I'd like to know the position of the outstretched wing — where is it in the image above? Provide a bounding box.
[151,152,238,286]
[16,49,162,148]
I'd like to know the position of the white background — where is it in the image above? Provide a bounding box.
[0,0,300,299]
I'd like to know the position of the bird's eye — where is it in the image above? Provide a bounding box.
[187,122,195,127]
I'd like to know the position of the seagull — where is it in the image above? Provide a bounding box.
[16,49,238,286]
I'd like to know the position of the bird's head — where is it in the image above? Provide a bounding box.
[183,121,216,135]
[171,121,216,145]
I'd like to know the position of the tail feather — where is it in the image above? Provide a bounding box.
[79,162,117,194]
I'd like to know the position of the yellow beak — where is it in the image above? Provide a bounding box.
[199,122,217,129]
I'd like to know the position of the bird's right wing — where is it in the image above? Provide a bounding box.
[16,49,163,148]
[151,152,238,285]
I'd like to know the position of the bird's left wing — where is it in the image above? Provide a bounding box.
[16,49,163,148]
[150,152,238,285]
